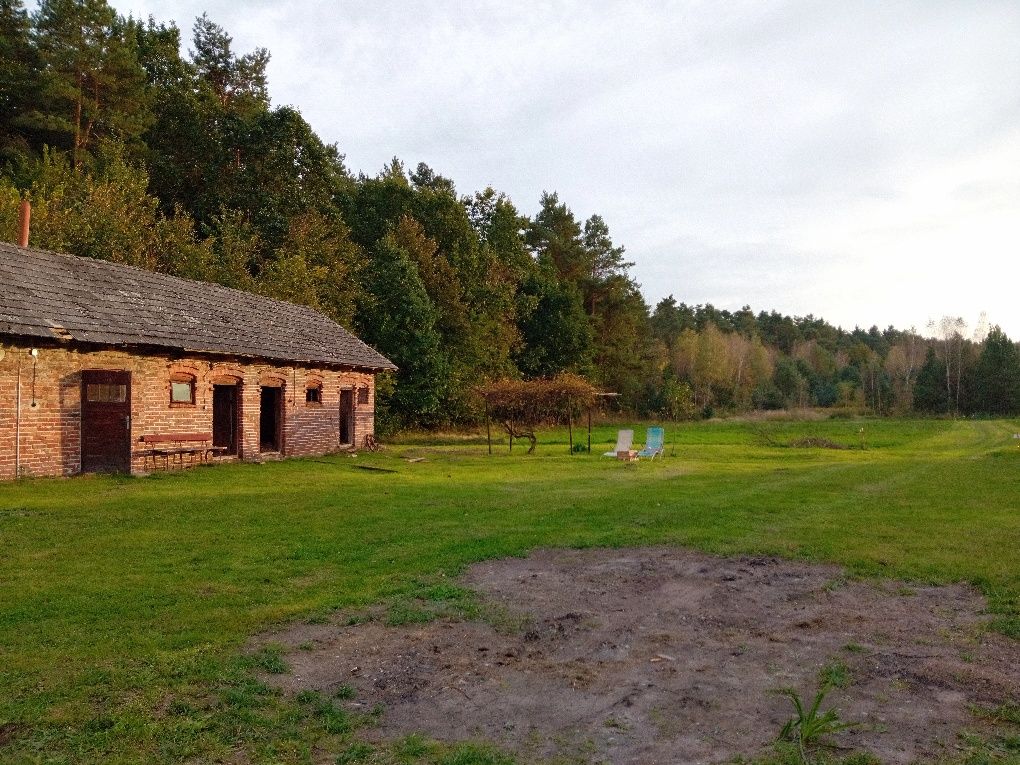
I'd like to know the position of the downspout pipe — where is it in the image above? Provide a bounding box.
[15,358,22,477]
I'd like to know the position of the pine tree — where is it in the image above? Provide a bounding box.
[969,327,1020,415]
[913,347,950,413]
[581,213,632,316]
[0,0,40,165]
[527,191,587,283]
[190,13,268,114]
[31,0,151,166]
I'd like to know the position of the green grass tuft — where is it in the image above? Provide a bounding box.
[247,645,289,675]
[334,684,357,701]
[394,732,432,759]
[818,660,852,689]
[438,742,515,765]
[336,741,374,763]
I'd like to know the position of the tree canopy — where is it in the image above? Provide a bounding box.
[2,1,1018,426]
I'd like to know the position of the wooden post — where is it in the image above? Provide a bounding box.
[567,404,573,455]
[484,398,492,455]
[587,407,592,454]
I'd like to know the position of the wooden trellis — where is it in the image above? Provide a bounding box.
[478,374,601,455]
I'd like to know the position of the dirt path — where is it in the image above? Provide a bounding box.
[260,548,1019,763]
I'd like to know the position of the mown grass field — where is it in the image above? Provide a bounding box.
[1,418,1018,764]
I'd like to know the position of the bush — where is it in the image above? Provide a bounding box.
[753,383,785,410]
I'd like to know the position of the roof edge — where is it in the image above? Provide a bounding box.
[0,331,397,372]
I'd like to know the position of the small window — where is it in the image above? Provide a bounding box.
[306,385,322,404]
[86,383,127,403]
[357,387,369,405]
[170,375,195,404]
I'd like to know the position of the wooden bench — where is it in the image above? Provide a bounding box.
[136,433,228,470]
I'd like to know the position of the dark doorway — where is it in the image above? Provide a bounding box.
[339,389,354,446]
[260,386,282,452]
[81,370,131,473]
[212,384,239,455]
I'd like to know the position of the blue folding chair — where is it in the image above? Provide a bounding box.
[638,427,665,459]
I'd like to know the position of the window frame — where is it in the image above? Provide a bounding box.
[169,374,196,406]
[86,382,128,403]
[305,383,323,406]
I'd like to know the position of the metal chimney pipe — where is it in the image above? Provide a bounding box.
[17,200,31,247]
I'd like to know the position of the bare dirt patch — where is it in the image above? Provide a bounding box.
[259,548,1019,763]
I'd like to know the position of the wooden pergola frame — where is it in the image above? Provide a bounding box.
[480,387,620,455]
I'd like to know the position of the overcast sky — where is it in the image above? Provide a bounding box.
[113,0,1020,337]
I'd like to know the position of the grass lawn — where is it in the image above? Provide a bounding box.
[1,417,1018,763]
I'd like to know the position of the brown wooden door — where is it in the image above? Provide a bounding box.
[81,370,131,473]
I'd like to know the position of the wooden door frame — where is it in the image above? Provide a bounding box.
[259,384,284,453]
[339,388,355,447]
[212,382,241,456]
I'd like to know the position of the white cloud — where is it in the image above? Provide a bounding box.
[113,0,1020,336]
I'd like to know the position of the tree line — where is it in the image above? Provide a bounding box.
[2,0,1018,427]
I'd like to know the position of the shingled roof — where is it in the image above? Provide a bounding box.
[0,243,396,371]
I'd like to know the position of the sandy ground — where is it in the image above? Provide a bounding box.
[259,548,1019,764]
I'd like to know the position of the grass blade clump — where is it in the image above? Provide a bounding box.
[776,683,857,764]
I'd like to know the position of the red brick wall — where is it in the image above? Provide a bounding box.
[0,340,377,479]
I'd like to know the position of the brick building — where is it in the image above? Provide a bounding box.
[0,242,396,479]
